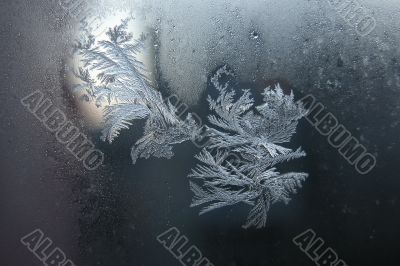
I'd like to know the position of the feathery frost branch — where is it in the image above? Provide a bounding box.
[73,19,200,163]
[189,66,308,229]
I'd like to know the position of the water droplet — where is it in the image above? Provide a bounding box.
[250,31,259,40]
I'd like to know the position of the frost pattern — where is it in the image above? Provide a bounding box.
[189,66,308,228]
[73,19,200,163]
[73,21,308,229]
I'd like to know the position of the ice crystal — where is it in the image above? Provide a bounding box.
[189,66,308,229]
[73,19,200,163]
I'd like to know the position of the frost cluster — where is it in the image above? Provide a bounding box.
[72,21,308,228]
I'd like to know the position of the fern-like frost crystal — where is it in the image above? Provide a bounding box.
[189,66,308,229]
[73,20,200,163]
